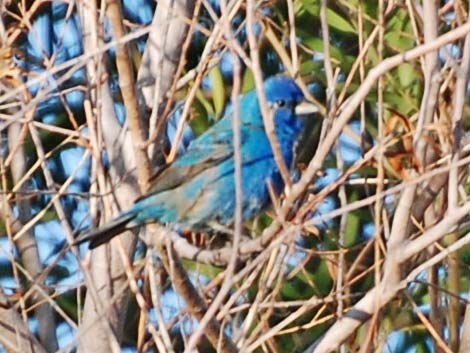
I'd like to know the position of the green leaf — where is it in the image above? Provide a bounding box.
[385,10,415,51]
[296,1,355,34]
[296,0,319,16]
[345,212,360,247]
[326,8,355,34]
[281,281,305,299]
[209,66,225,120]
[242,69,255,93]
[312,259,333,295]
[190,99,211,136]
[182,259,224,277]
[196,88,215,120]
[397,63,416,87]
[300,35,355,70]
[385,31,415,51]
[299,60,323,76]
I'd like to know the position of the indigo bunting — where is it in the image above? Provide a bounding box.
[78,76,317,249]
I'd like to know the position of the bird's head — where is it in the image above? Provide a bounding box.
[264,76,318,132]
[265,76,305,109]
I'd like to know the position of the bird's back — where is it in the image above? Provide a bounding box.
[130,124,282,229]
[79,76,308,248]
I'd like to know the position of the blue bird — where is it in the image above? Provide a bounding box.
[78,76,317,249]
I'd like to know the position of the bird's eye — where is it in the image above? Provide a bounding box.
[276,99,286,107]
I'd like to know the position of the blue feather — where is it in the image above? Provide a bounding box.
[78,76,311,249]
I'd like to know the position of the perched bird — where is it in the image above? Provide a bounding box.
[78,76,317,249]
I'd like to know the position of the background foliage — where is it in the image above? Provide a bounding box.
[1,1,470,353]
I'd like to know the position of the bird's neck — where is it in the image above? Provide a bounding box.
[273,112,304,168]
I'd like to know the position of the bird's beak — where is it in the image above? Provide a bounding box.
[295,101,319,116]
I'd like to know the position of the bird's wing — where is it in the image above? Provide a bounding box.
[145,119,244,195]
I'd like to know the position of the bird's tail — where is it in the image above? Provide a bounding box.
[74,212,137,249]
